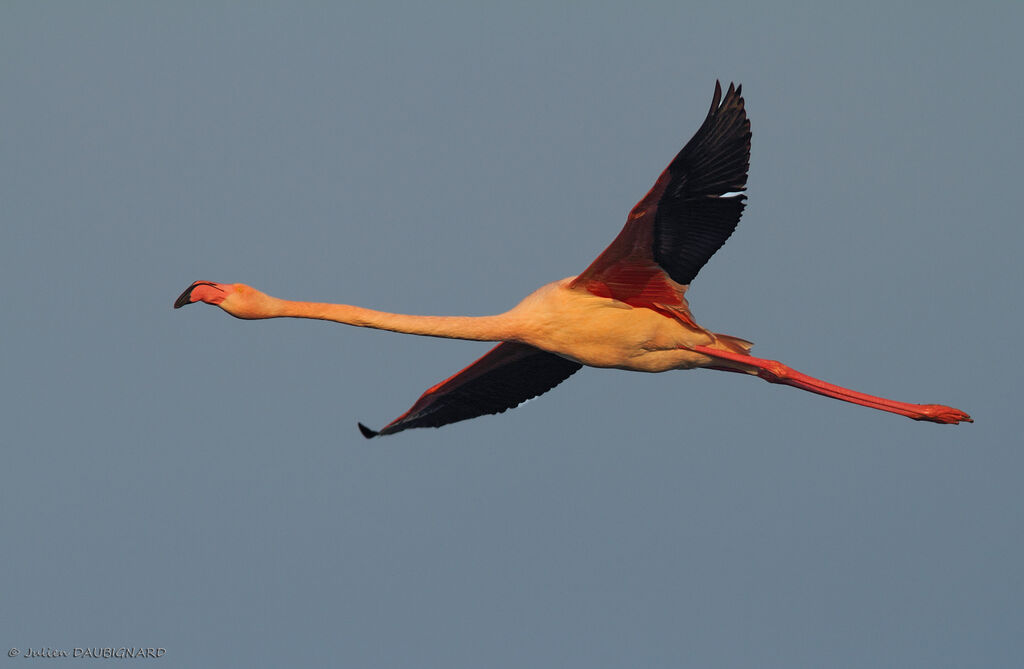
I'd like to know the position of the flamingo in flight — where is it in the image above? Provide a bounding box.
[175,82,971,437]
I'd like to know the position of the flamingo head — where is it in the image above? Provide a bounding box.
[174,281,275,319]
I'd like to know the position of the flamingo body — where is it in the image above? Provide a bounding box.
[175,82,971,436]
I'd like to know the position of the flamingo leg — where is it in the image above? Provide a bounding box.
[691,345,972,424]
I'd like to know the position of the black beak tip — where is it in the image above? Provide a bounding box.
[357,423,379,439]
[173,284,197,309]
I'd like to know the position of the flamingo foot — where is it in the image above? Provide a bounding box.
[913,405,973,424]
[691,345,972,425]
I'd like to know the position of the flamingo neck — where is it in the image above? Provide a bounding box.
[275,299,518,342]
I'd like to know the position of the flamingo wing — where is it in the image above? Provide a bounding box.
[571,81,751,308]
[358,342,582,438]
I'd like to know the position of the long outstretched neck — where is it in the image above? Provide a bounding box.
[276,299,517,341]
[174,281,519,342]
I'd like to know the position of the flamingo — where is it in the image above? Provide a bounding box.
[174,81,972,437]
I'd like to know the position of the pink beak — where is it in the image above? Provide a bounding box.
[174,281,231,308]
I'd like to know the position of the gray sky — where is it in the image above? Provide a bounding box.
[3,3,1021,667]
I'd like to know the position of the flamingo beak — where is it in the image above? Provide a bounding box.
[174,281,231,308]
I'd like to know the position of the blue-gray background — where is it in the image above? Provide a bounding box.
[3,3,1021,667]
